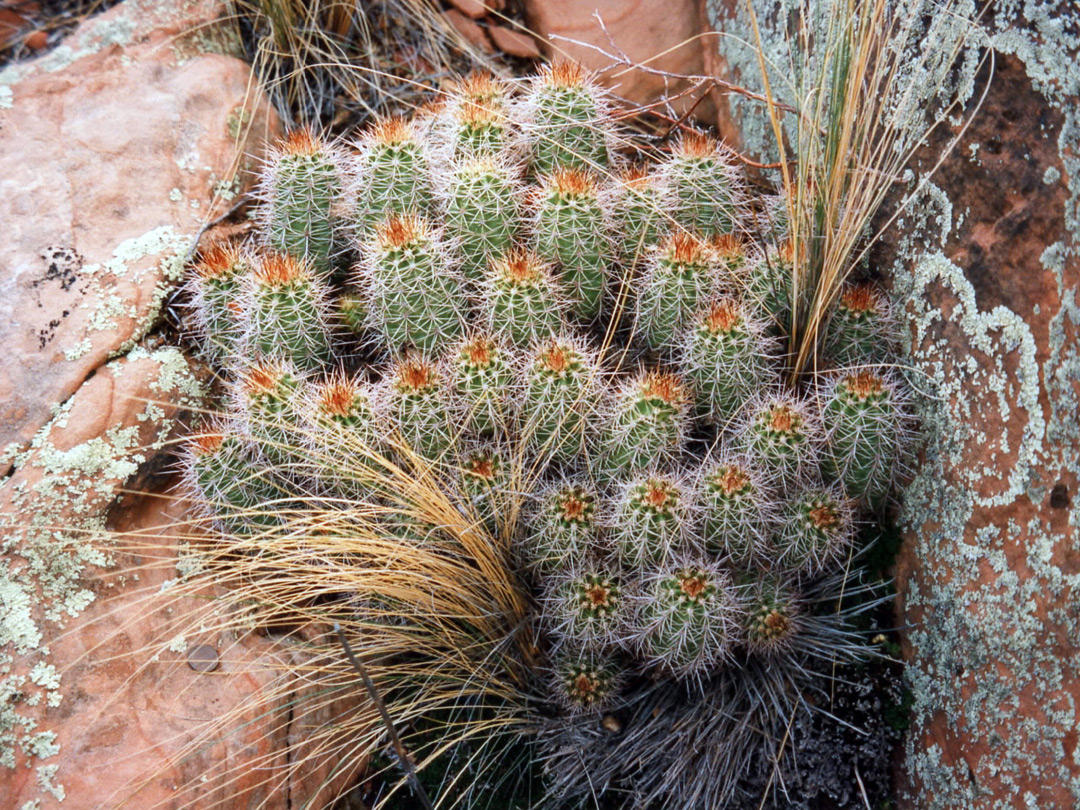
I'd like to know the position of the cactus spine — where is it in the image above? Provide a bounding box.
[354,117,434,229]
[602,371,690,475]
[636,232,716,351]
[612,474,690,568]
[661,132,742,237]
[443,157,522,284]
[449,335,516,436]
[189,244,250,362]
[526,480,600,573]
[483,249,565,347]
[246,252,334,370]
[385,355,453,462]
[521,337,599,463]
[524,62,611,175]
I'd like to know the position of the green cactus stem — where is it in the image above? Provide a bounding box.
[552,650,622,713]
[773,487,854,575]
[521,337,600,464]
[824,282,894,366]
[661,132,742,237]
[443,157,522,284]
[544,569,625,645]
[483,249,566,347]
[532,168,611,319]
[611,164,668,266]
[246,252,334,371]
[524,61,612,175]
[385,354,454,462]
[698,457,774,564]
[601,371,690,475]
[738,394,821,484]
[525,480,600,574]
[260,128,347,275]
[189,243,250,362]
[449,335,517,436]
[354,117,434,230]
[232,359,304,468]
[743,578,800,654]
[612,475,690,568]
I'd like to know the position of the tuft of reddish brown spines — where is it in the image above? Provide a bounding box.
[548,167,596,197]
[640,372,688,406]
[768,404,797,433]
[496,249,543,284]
[716,465,750,495]
[840,283,880,314]
[808,503,840,530]
[396,358,437,392]
[280,127,324,156]
[542,61,587,89]
[317,377,360,417]
[844,371,885,400]
[376,215,425,250]
[703,299,742,334]
[678,131,720,159]
[253,252,311,287]
[665,232,706,265]
[242,362,287,397]
[369,117,414,146]
[190,431,225,456]
[710,233,745,261]
[193,244,245,280]
[678,572,708,599]
[642,481,673,509]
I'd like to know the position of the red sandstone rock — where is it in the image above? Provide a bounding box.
[446,0,497,20]
[0,0,277,468]
[524,0,713,119]
[487,23,541,59]
[442,8,494,54]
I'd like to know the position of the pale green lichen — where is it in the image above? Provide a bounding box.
[707,1,1080,806]
[0,347,203,798]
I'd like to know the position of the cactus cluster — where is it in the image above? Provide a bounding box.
[182,64,910,809]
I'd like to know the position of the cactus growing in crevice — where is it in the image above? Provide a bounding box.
[174,64,914,810]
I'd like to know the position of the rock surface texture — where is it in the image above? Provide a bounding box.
[524,0,713,118]
[0,2,359,807]
[699,2,1080,808]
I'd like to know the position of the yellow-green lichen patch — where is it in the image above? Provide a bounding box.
[0,347,202,797]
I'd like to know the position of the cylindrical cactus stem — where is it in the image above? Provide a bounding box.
[441,72,516,160]
[635,560,741,680]
[821,368,907,508]
[610,164,669,267]
[383,354,454,463]
[746,240,796,337]
[458,440,510,535]
[680,297,777,424]
[611,473,694,568]
[336,292,368,337]
[244,252,334,371]
[736,393,822,485]
[448,334,517,436]
[259,128,348,275]
[525,478,601,574]
[442,156,523,285]
[532,168,612,319]
[772,486,855,575]
[302,372,384,500]
[520,335,602,464]
[182,424,282,535]
[353,117,434,231]
[823,282,895,366]
[521,61,613,175]
[697,455,777,565]
[550,648,623,714]
[231,358,305,468]
[483,248,567,348]
[356,214,466,356]
[635,231,717,351]
[601,370,691,476]
[188,243,251,362]
[742,577,801,655]
[542,567,626,647]
[709,233,752,290]
[660,131,744,237]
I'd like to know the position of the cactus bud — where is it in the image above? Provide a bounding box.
[458,440,509,534]
[449,334,517,436]
[525,479,601,574]
[443,156,523,284]
[737,394,821,485]
[743,578,800,654]
[245,252,334,370]
[636,561,740,679]
[821,368,907,507]
[532,168,611,319]
[523,62,612,175]
[611,474,692,568]
[358,214,466,355]
[442,72,516,160]
[681,297,776,423]
[542,568,626,646]
[610,165,668,266]
[636,232,716,350]
[824,282,894,366]
[551,649,623,713]
[354,117,434,230]
[232,358,304,467]
[259,128,347,275]
[698,456,775,564]
[189,244,251,361]
[483,249,566,347]
[521,336,601,464]
[661,132,742,237]
[384,354,453,462]
[773,487,855,575]
[601,370,690,475]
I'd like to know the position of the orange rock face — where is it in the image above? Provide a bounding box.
[0,2,360,808]
[886,53,1080,809]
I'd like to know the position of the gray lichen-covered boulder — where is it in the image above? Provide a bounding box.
[0,1,361,807]
[700,2,1080,807]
